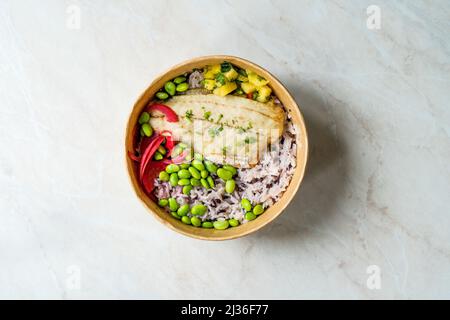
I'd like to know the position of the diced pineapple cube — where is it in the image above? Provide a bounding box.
[224,68,238,81]
[241,82,256,94]
[257,85,272,102]
[213,82,237,96]
[248,72,269,87]
[203,79,216,91]
[204,64,221,79]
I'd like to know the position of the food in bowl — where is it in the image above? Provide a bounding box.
[128,62,298,230]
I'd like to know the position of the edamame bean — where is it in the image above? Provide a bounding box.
[191,204,207,216]
[169,173,179,186]
[158,199,168,207]
[204,161,218,174]
[190,178,201,187]
[213,220,229,230]
[222,164,237,176]
[171,145,183,157]
[171,211,180,220]
[194,153,203,161]
[173,76,187,84]
[138,112,150,124]
[156,91,169,100]
[181,216,191,224]
[168,198,179,212]
[176,82,189,92]
[192,159,205,171]
[201,170,209,179]
[188,167,201,179]
[241,198,252,212]
[253,204,264,215]
[159,171,170,181]
[191,216,202,227]
[177,204,190,216]
[141,123,153,137]
[245,212,256,221]
[207,176,215,188]
[225,179,236,193]
[217,168,232,181]
[153,151,163,160]
[164,81,176,96]
[202,221,213,228]
[166,164,180,173]
[178,178,190,186]
[200,178,210,189]
[178,169,191,179]
[157,146,166,155]
[180,163,190,169]
[182,185,192,195]
[229,218,240,227]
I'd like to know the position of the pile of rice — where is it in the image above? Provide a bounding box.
[152,71,298,223]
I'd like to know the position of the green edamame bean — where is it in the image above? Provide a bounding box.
[180,163,190,169]
[192,159,205,171]
[181,216,191,225]
[182,185,192,195]
[188,167,201,179]
[166,164,180,173]
[200,178,210,189]
[202,221,214,228]
[201,170,209,179]
[168,198,179,212]
[190,178,201,187]
[159,171,170,181]
[178,169,191,179]
[253,204,264,215]
[245,212,256,221]
[157,146,166,155]
[217,168,232,181]
[141,123,153,137]
[222,164,237,176]
[164,81,176,96]
[204,161,218,174]
[171,211,180,220]
[176,82,189,92]
[178,178,190,186]
[138,112,150,124]
[173,76,187,84]
[225,179,236,193]
[171,145,183,158]
[191,216,202,227]
[194,153,203,161]
[213,220,229,230]
[177,204,190,216]
[241,198,252,212]
[156,91,169,100]
[207,176,215,188]
[229,218,240,227]
[153,151,163,161]
[169,173,179,186]
[158,199,168,207]
[191,204,207,216]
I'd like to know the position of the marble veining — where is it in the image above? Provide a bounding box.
[0,0,449,299]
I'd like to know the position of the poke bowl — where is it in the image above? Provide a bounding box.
[125,55,308,240]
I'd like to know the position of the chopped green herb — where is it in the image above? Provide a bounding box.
[208,125,223,138]
[204,111,211,120]
[237,68,247,77]
[215,73,226,86]
[216,114,223,123]
[222,146,228,156]
[220,62,232,73]
[244,136,257,144]
[185,109,193,122]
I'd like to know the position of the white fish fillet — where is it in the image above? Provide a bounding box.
[149,94,285,167]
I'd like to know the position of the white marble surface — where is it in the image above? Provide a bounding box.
[1,0,449,299]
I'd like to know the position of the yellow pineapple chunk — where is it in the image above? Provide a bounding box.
[203,79,216,91]
[213,82,237,96]
[204,64,221,79]
[224,68,238,81]
[241,82,256,94]
[237,74,248,82]
[256,85,272,102]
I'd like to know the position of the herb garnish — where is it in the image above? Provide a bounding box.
[185,109,193,122]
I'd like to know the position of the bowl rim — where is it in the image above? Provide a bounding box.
[125,55,308,240]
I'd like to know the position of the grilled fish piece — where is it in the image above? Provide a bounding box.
[149,94,285,167]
